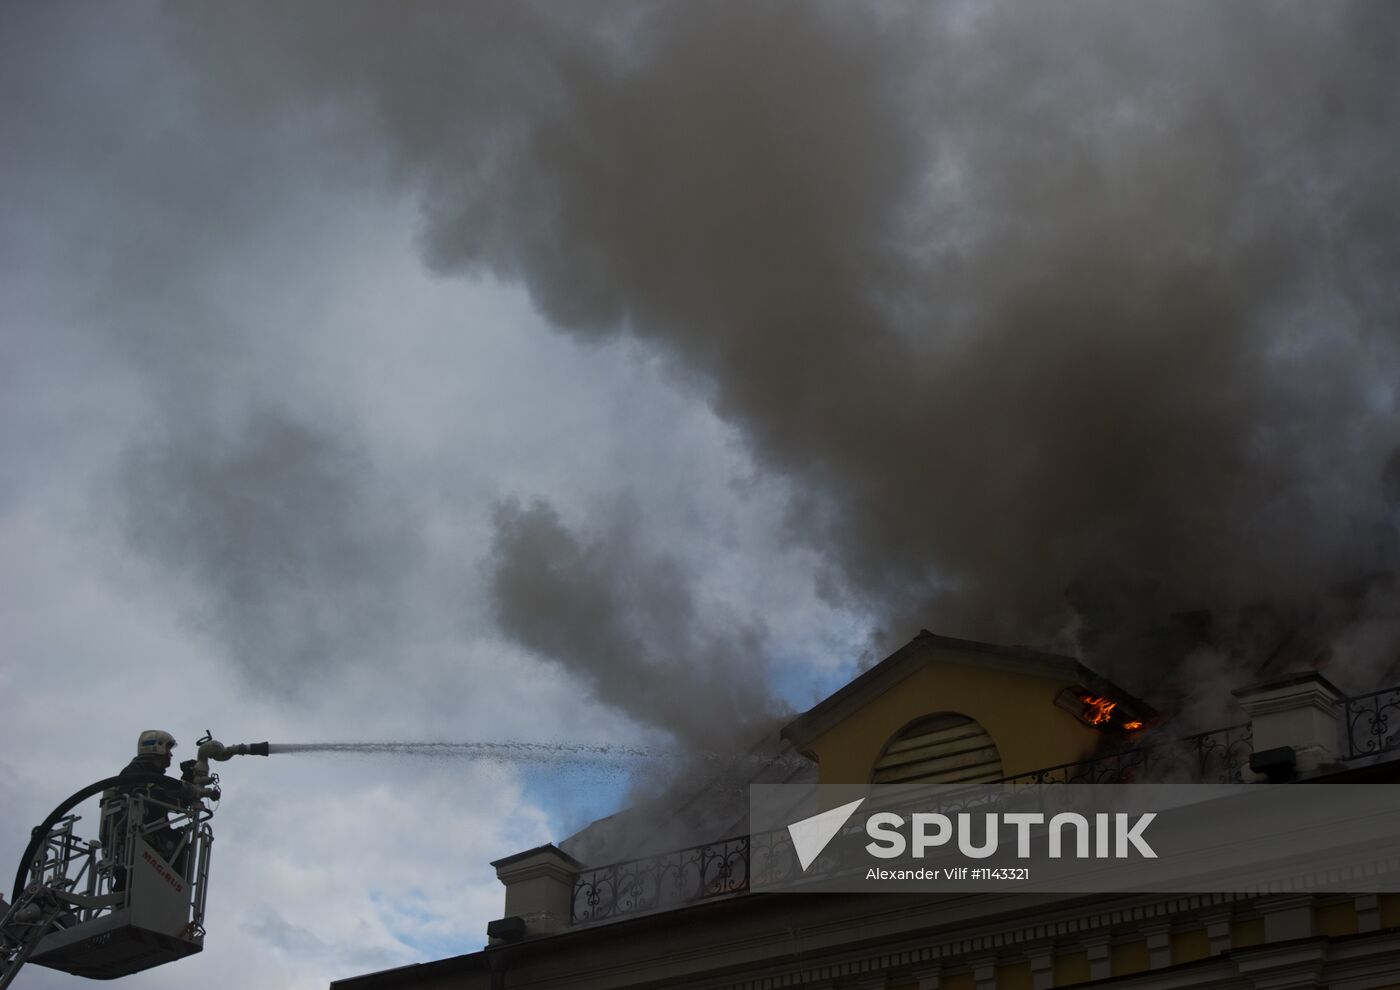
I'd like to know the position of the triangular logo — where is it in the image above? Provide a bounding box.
[787,798,865,871]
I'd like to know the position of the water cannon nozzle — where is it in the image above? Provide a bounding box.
[194,739,272,781]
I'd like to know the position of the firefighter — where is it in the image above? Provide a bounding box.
[105,730,191,888]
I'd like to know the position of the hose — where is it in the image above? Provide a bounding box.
[10,774,170,904]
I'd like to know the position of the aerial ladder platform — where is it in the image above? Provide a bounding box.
[0,735,266,987]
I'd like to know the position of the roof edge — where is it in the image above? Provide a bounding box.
[781,629,1153,750]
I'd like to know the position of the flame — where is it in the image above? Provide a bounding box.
[1079,694,1117,725]
[1122,720,1144,731]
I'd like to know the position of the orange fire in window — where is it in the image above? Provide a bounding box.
[1055,686,1146,732]
[1079,694,1117,725]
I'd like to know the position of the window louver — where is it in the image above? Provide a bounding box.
[871,713,1002,785]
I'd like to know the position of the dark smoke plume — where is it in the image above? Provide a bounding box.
[167,3,1400,694]
[120,411,422,693]
[488,499,777,750]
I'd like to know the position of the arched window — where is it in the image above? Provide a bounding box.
[871,713,1003,785]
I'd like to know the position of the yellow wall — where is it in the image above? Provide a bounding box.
[1315,900,1358,937]
[882,908,1383,990]
[801,647,1105,784]
[1382,893,1400,929]
[1232,917,1265,948]
[1053,951,1090,985]
[1170,928,1209,965]
[1111,941,1148,976]
[997,960,1031,989]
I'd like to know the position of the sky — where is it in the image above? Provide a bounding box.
[3,2,1399,988]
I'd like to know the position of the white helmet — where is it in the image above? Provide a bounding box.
[137,730,177,758]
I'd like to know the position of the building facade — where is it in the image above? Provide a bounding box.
[332,632,1400,990]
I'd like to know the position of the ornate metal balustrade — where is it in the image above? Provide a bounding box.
[1003,723,1254,786]
[1345,685,1400,759]
[567,683,1400,925]
[571,836,749,924]
[570,722,1260,923]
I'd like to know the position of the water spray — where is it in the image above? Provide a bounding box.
[265,741,666,770]
[263,740,810,770]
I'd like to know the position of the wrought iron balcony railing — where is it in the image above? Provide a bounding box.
[1002,723,1254,786]
[570,682,1400,926]
[572,836,748,924]
[570,720,1258,924]
[1345,685,1400,760]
